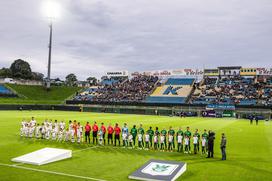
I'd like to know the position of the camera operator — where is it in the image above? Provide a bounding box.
[207,130,215,158]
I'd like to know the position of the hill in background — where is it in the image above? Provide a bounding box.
[0,84,81,104]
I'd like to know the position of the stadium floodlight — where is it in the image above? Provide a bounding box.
[42,0,61,89]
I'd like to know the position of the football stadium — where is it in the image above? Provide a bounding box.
[1,0,272,181]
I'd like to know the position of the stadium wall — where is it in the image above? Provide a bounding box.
[0,103,271,119]
[0,104,81,111]
[82,104,206,116]
[66,101,272,119]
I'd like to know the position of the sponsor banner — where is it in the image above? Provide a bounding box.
[106,71,128,77]
[131,69,204,77]
[240,68,257,76]
[256,68,272,75]
[202,110,216,117]
[206,104,235,110]
[129,159,187,181]
[204,69,219,76]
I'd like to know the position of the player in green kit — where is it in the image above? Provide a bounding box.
[138,124,145,147]
[184,127,192,153]
[168,126,175,151]
[161,128,167,150]
[130,125,137,147]
[194,129,200,152]
[202,129,209,153]
[154,127,160,150]
[177,127,183,152]
[147,127,154,148]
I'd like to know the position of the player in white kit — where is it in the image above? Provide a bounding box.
[35,123,41,139]
[145,133,150,149]
[138,134,143,149]
[76,122,83,143]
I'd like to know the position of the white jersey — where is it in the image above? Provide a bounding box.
[29,127,35,138]
[65,131,70,141]
[58,130,63,140]
[177,135,183,143]
[154,135,158,143]
[41,126,46,134]
[138,134,143,142]
[128,135,133,142]
[202,138,206,146]
[48,122,53,131]
[21,121,26,128]
[122,133,128,140]
[193,136,198,144]
[52,130,57,140]
[145,134,150,142]
[30,120,36,127]
[185,138,189,145]
[54,123,59,131]
[69,123,73,131]
[160,135,165,143]
[168,135,174,143]
[59,122,65,130]
[35,126,41,137]
[77,126,83,137]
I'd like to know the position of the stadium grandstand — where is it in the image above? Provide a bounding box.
[69,67,272,107]
[0,84,16,97]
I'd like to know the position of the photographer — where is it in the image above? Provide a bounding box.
[207,130,215,158]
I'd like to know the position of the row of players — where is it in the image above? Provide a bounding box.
[20,118,212,154]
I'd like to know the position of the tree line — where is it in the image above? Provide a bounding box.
[0,59,97,86]
[0,59,44,80]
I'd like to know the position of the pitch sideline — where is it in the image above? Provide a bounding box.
[0,163,107,181]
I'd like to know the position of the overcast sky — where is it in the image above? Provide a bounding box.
[0,0,272,80]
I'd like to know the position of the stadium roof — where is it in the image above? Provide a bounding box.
[218,66,242,70]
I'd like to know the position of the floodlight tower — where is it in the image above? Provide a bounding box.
[42,0,60,90]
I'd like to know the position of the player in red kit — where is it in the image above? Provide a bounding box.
[101,122,106,145]
[107,123,114,145]
[85,122,91,144]
[73,120,77,139]
[114,123,121,146]
[92,122,98,145]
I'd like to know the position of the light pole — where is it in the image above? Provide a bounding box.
[42,0,60,90]
[46,20,53,89]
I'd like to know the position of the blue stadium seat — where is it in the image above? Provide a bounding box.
[0,85,13,95]
[145,96,185,104]
[165,78,195,85]
[239,99,257,105]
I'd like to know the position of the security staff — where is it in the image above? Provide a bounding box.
[207,130,215,158]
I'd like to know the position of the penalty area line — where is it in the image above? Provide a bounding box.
[0,163,107,181]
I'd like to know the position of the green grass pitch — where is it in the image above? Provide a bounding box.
[0,110,271,181]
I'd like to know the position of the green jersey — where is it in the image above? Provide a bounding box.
[177,130,183,137]
[138,127,144,135]
[147,129,154,138]
[161,129,167,136]
[194,132,200,139]
[194,132,200,142]
[131,128,137,137]
[202,132,208,140]
[155,130,160,136]
[168,129,175,136]
[184,130,191,138]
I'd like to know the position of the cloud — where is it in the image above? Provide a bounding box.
[0,0,272,80]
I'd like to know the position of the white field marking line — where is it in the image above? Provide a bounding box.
[72,146,99,153]
[12,162,25,166]
[0,163,107,181]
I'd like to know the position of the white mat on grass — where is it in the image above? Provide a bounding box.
[12,147,72,165]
